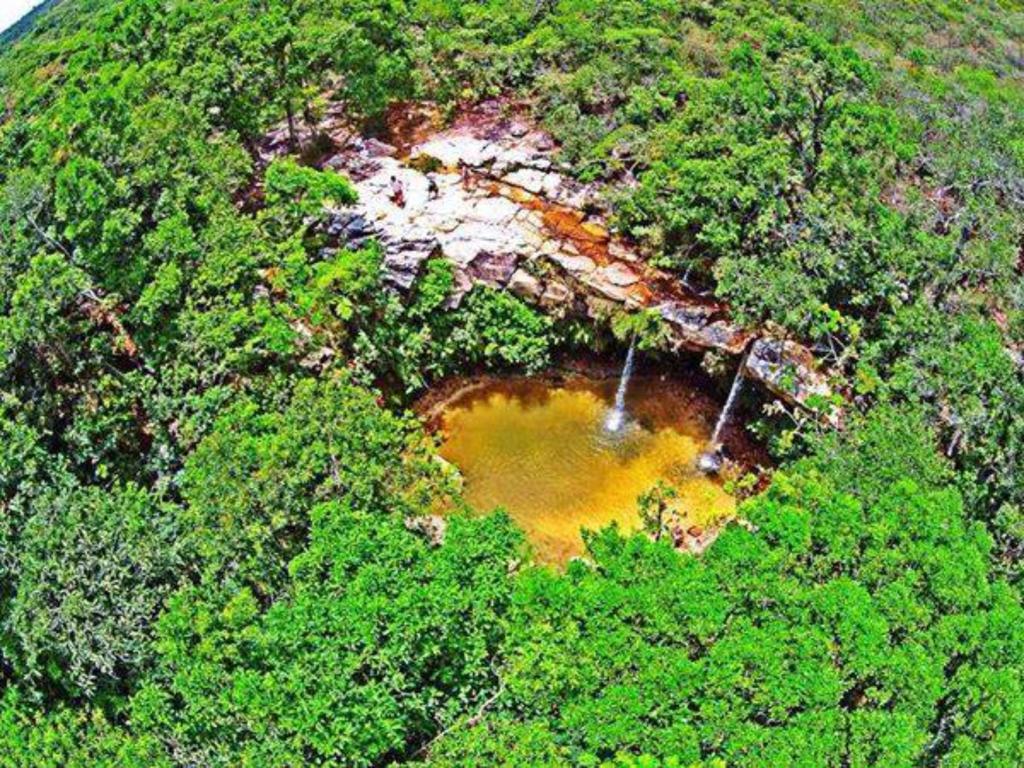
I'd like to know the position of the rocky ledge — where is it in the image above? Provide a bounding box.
[274,101,835,415]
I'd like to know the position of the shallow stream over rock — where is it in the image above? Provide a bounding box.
[434,374,740,564]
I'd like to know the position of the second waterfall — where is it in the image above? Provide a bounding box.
[604,338,636,433]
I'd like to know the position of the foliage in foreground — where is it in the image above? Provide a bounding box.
[3,408,1024,767]
[428,408,1024,767]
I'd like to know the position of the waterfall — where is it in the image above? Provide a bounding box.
[604,338,636,433]
[710,363,744,447]
[698,352,748,474]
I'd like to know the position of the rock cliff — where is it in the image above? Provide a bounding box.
[270,101,835,416]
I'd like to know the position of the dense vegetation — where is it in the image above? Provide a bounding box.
[1,0,1023,765]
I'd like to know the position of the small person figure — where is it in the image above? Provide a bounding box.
[426,174,440,200]
[389,174,406,208]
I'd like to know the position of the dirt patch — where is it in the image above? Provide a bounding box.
[379,101,444,157]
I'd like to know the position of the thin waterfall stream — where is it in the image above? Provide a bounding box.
[699,350,749,474]
[710,365,744,447]
[604,337,636,433]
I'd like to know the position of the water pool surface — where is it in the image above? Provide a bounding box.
[436,375,736,563]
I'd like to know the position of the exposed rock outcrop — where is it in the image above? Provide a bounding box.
[285,101,835,416]
[404,515,446,546]
[743,338,833,412]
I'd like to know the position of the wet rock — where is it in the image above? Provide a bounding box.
[697,450,723,475]
[323,210,374,249]
[657,301,751,355]
[659,301,716,326]
[700,322,754,355]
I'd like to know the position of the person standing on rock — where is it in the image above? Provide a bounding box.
[389,175,406,208]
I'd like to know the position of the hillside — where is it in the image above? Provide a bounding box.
[0,0,62,49]
[0,1,1023,766]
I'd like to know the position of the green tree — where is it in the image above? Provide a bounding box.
[134,506,521,766]
[4,480,180,698]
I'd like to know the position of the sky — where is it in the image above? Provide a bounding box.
[0,0,42,34]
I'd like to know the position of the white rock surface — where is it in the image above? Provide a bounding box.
[303,103,833,412]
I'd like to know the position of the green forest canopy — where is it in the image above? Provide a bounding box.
[0,0,1023,765]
